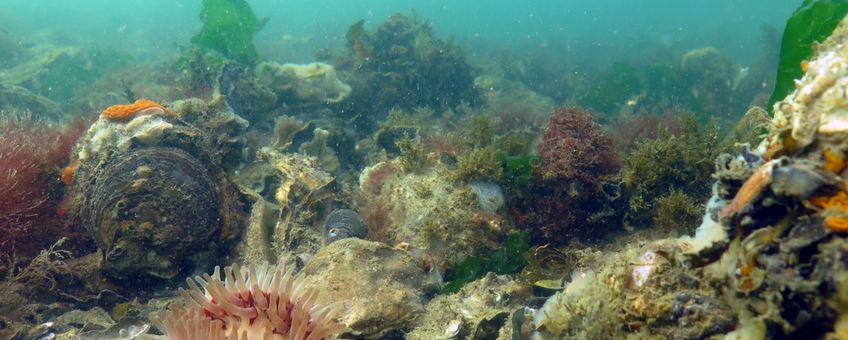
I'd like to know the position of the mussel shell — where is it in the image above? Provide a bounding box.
[324,208,368,244]
[770,163,832,199]
[81,147,222,279]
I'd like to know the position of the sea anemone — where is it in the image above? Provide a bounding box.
[151,260,346,340]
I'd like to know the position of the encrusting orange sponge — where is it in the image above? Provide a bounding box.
[809,190,848,233]
[62,160,79,185]
[100,99,173,120]
[823,147,846,174]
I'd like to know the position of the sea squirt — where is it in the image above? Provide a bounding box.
[468,181,505,214]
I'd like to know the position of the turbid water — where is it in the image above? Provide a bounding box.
[2,0,846,339]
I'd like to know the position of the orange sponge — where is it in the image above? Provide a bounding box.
[100,99,172,120]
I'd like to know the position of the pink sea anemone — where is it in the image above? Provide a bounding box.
[151,260,346,340]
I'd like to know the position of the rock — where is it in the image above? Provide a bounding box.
[51,307,114,332]
[0,82,61,120]
[257,62,352,104]
[532,238,733,339]
[299,238,431,338]
[407,273,532,340]
[259,148,341,268]
[218,61,277,123]
[238,194,277,266]
[357,162,514,269]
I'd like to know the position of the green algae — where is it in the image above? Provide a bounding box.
[653,190,702,235]
[396,135,427,173]
[621,115,719,229]
[767,0,848,111]
[452,147,503,183]
[500,155,536,190]
[442,231,530,293]
[465,115,497,147]
[192,0,268,65]
[577,62,642,117]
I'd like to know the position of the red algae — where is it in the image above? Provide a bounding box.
[0,115,87,256]
[537,107,619,184]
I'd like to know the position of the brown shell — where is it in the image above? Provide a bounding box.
[80,147,222,279]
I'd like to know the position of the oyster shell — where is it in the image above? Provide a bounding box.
[82,147,221,279]
[70,107,250,281]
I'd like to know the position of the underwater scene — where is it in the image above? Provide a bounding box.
[6,0,848,338]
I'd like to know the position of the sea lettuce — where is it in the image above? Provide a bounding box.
[441,231,530,293]
[768,0,848,111]
[500,154,536,190]
[191,0,268,64]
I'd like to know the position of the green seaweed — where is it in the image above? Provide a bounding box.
[767,0,848,111]
[396,135,427,173]
[451,147,503,183]
[652,190,702,235]
[500,155,536,190]
[442,231,530,293]
[621,114,720,230]
[465,115,497,147]
[577,62,642,118]
[191,0,268,65]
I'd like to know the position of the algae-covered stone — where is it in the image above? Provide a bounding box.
[299,238,432,338]
[342,12,479,117]
[256,62,352,104]
[0,83,61,120]
[533,238,732,339]
[356,161,515,269]
[408,273,531,340]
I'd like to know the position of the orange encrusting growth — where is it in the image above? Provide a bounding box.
[100,99,173,120]
[735,256,759,291]
[808,190,848,233]
[62,159,79,185]
[823,147,846,173]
